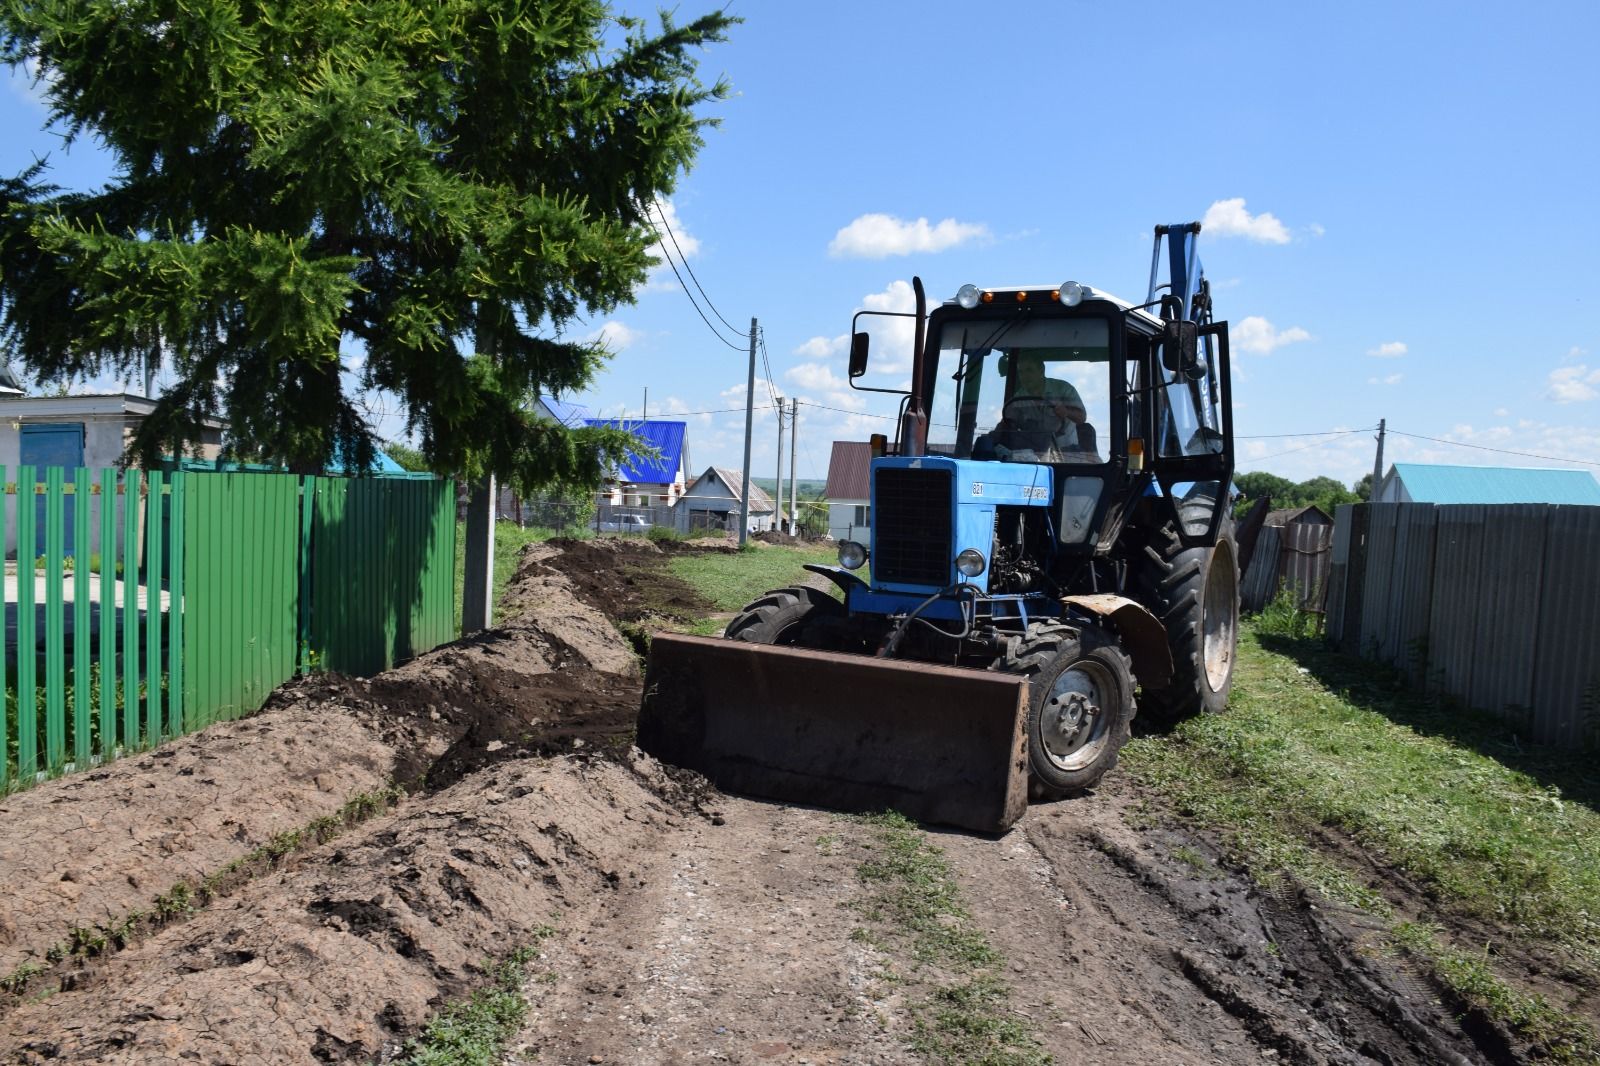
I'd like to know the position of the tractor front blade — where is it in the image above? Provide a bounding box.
[638,633,1029,834]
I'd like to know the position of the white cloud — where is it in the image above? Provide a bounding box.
[641,199,703,292]
[1493,407,1510,418]
[828,214,990,259]
[1366,341,1407,358]
[1201,198,1292,244]
[1565,346,1589,362]
[785,362,849,392]
[1366,373,1403,386]
[656,396,713,426]
[794,335,848,360]
[1231,315,1312,355]
[586,320,641,351]
[1308,223,1326,238]
[1547,364,1600,404]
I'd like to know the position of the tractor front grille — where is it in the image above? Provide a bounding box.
[873,467,953,587]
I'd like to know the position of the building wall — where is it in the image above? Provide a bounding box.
[828,500,870,542]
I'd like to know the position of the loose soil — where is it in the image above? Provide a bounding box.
[0,538,1562,1063]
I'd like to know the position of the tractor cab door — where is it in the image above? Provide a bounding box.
[1149,321,1233,546]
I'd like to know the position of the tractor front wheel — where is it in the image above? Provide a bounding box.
[1002,624,1135,798]
[724,586,845,646]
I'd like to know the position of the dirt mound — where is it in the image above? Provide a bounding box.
[0,753,705,1065]
[0,614,640,990]
[508,537,712,628]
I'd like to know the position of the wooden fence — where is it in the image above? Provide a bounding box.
[1325,502,1600,747]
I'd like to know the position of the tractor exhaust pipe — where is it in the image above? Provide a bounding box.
[900,276,929,456]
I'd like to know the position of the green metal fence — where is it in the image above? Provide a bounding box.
[0,469,457,788]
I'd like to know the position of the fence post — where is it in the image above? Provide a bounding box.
[462,477,495,634]
[99,468,115,756]
[169,471,185,736]
[17,465,36,779]
[298,475,315,674]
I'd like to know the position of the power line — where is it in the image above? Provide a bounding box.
[650,231,747,353]
[1236,428,1369,440]
[1386,429,1600,469]
[1246,432,1373,464]
[650,202,744,338]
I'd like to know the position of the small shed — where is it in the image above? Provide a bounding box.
[1241,503,1335,614]
[824,441,872,542]
[678,466,775,534]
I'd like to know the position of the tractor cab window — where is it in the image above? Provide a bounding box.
[927,317,1111,465]
[1154,330,1224,459]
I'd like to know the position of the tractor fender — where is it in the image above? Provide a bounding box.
[803,563,869,596]
[1060,593,1174,690]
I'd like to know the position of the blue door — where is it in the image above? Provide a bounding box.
[20,423,86,558]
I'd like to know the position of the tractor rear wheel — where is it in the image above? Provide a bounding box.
[724,586,845,646]
[1002,623,1135,798]
[1134,515,1240,725]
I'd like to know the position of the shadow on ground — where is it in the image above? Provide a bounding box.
[1257,631,1600,818]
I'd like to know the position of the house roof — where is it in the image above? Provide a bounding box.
[1386,462,1600,505]
[825,441,872,502]
[694,466,774,513]
[1265,504,1332,527]
[584,419,689,484]
[535,393,589,427]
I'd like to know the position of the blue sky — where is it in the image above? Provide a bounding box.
[6,0,1600,485]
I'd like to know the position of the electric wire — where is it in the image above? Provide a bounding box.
[1385,429,1600,468]
[650,201,745,338]
[648,224,747,353]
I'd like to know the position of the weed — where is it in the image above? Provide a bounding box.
[0,961,46,996]
[815,832,842,855]
[397,926,557,1065]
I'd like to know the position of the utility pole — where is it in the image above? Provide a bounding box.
[643,387,648,420]
[1369,418,1386,501]
[775,395,785,531]
[789,397,799,537]
[738,318,756,546]
[462,325,497,633]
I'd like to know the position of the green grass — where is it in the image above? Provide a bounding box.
[852,812,1049,1065]
[665,541,839,613]
[1123,625,1600,1061]
[397,926,557,1066]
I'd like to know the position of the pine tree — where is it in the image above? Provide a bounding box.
[0,1,733,490]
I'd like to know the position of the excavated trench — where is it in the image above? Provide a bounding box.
[0,536,1562,1063]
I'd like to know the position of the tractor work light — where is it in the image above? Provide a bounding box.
[955,548,986,578]
[838,540,868,571]
[1060,281,1087,306]
[956,284,981,309]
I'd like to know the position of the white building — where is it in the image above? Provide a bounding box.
[678,467,775,534]
[824,441,872,543]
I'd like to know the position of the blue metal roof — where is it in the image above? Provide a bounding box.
[1390,463,1600,505]
[585,419,688,484]
[536,394,589,427]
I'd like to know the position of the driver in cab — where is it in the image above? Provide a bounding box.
[975,353,1097,461]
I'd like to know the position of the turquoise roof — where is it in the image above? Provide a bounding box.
[1390,463,1600,505]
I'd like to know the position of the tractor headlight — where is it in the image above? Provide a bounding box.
[838,540,868,570]
[1060,281,1088,307]
[955,548,986,577]
[956,283,981,310]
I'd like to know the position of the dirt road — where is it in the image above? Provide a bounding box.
[0,539,1520,1063]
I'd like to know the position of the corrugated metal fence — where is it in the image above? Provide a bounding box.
[1,469,456,787]
[1241,523,1334,614]
[1326,502,1600,747]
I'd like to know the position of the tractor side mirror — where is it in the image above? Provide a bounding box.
[848,332,870,378]
[1160,319,1201,378]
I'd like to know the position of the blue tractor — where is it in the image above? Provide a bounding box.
[640,223,1238,833]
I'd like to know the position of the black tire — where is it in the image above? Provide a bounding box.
[1133,512,1240,724]
[1001,623,1136,798]
[724,586,845,646]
